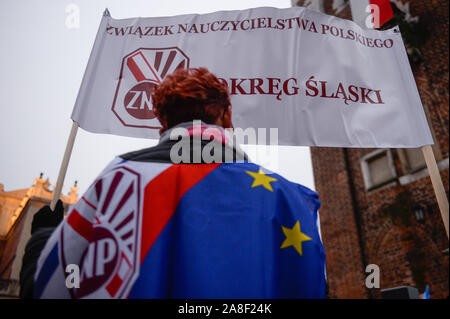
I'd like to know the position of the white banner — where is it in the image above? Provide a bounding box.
[71,6,433,147]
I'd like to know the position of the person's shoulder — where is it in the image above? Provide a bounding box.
[98,155,171,179]
[118,144,172,163]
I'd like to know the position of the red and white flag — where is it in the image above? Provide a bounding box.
[350,0,394,28]
[370,0,394,28]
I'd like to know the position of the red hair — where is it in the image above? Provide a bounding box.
[152,67,230,130]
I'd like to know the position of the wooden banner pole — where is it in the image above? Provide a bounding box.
[421,145,449,239]
[50,121,79,210]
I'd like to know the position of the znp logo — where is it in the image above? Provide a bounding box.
[64,167,142,298]
[112,47,190,129]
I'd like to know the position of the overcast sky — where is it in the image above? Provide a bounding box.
[0,0,316,196]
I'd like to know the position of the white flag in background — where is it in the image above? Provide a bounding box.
[71,6,433,147]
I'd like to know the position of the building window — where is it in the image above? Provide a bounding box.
[361,149,397,190]
[398,148,426,173]
[396,96,443,174]
[399,95,444,172]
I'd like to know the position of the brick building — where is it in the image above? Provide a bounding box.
[0,177,78,298]
[293,0,449,298]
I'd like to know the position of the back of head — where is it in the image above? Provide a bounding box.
[152,67,231,133]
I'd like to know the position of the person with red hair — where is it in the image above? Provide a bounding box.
[153,67,232,134]
[21,67,326,299]
[117,66,247,164]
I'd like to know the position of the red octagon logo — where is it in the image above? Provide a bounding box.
[111,47,190,129]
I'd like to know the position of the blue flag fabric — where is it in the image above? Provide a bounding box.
[129,162,326,298]
[34,160,326,298]
[422,285,431,299]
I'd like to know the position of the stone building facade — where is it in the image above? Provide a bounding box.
[294,0,449,298]
[0,177,78,298]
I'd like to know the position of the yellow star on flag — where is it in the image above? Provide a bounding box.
[246,168,277,192]
[280,220,312,256]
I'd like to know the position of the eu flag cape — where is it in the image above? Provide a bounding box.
[34,159,326,298]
